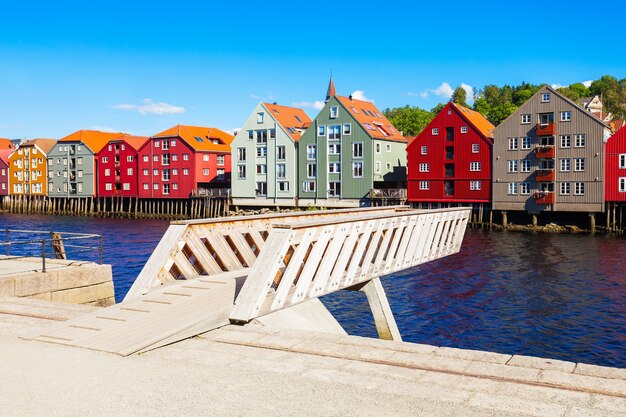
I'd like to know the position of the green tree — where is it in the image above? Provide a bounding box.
[557,87,580,101]
[487,102,518,126]
[452,87,468,107]
[383,105,435,136]
[482,85,501,107]
[472,97,491,118]
[569,82,591,99]
[430,102,446,114]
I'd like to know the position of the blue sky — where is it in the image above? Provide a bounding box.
[1,0,625,139]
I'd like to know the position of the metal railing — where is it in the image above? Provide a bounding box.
[369,188,408,199]
[1,229,103,273]
[193,188,231,197]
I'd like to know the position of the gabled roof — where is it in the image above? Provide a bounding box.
[326,76,336,102]
[0,149,12,165]
[0,138,15,150]
[20,138,58,155]
[451,103,495,139]
[336,96,406,142]
[262,103,312,141]
[59,130,126,153]
[109,134,150,151]
[152,125,233,152]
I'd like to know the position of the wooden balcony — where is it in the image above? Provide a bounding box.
[534,191,554,205]
[536,122,555,136]
[534,146,555,159]
[535,169,555,182]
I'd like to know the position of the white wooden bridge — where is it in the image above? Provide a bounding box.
[29,206,470,355]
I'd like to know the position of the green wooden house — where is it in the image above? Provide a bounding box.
[297,80,407,207]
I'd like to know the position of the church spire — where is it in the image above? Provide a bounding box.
[325,72,336,102]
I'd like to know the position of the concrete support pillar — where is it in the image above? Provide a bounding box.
[589,212,596,234]
[531,214,538,227]
[502,211,508,228]
[360,278,402,342]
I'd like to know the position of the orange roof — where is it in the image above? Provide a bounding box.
[336,96,406,142]
[611,119,625,132]
[262,103,312,141]
[20,138,58,155]
[59,130,126,153]
[111,134,150,151]
[153,125,233,152]
[451,103,495,139]
[0,149,11,164]
[0,138,15,150]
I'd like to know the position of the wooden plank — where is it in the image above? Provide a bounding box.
[308,224,349,298]
[290,225,334,305]
[393,215,417,271]
[360,277,402,341]
[358,218,389,280]
[380,216,406,274]
[172,248,200,280]
[225,229,257,267]
[200,227,243,271]
[371,218,397,276]
[343,220,377,287]
[326,223,360,291]
[184,228,223,274]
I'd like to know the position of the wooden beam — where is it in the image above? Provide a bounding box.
[360,277,402,342]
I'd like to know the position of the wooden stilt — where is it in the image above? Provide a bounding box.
[359,278,402,341]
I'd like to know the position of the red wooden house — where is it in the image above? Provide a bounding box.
[605,125,626,202]
[96,135,149,197]
[0,149,11,196]
[137,125,233,199]
[407,102,494,204]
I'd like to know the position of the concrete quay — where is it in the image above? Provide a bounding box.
[1,297,625,417]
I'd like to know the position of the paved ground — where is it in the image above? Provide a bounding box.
[1,298,625,416]
[0,255,92,276]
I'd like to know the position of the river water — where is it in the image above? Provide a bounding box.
[1,213,625,368]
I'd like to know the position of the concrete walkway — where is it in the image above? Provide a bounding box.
[1,298,625,416]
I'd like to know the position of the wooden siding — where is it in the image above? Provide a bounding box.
[0,158,8,195]
[7,144,50,196]
[606,126,626,202]
[96,141,140,197]
[492,85,609,213]
[47,142,97,198]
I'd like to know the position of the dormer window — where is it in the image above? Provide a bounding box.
[541,93,551,102]
[257,112,264,123]
[330,106,338,119]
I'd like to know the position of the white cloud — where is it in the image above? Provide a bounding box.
[113,99,186,116]
[227,127,241,136]
[90,125,120,133]
[431,82,454,99]
[249,94,261,100]
[351,90,374,102]
[461,83,475,103]
[582,80,593,88]
[405,91,429,98]
[551,83,565,89]
[292,101,325,110]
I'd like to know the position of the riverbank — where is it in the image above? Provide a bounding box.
[1,297,625,417]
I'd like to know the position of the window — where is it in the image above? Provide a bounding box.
[541,93,551,102]
[153,155,158,162]
[472,144,479,153]
[619,177,626,192]
[153,169,159,176]
[183,153,189,161]
[560,111,572,122]
[575,134,586,148]
[386,144,391,152]
[318,125,325,136]
[508,137,518,150]
[328,143,341,154]
[328,125,341,140]
[329,106,338,118]
[352,142,363,158]
[574,182,585,195]
[217,169,225,180]
[328,182,340,197]
[375,161,381,174]
[470,162,482,172]
[183,168,189,175]
[143,169,148,175]
[521,160,531,172]
[143,183,149,190]
[328,162,341,173]
[247,130,254,140]
[102,157,108,163]
[520,182,530,195]
[507,160,517,173]
[217,155,225,166]
[162,169,170,181]
[432,128,439,135]
[521,137,531,150]
[162,140,170,150]
[376,143,381,153]
[574,158,585,172]
[127,168,133,175]
[560,182,570,195]
[560,135,571,148]
[127,156,133,162]
[352,162,363,178]
[421,146,428,155]
[155,141,160,148]
[277,146,286,160]
[560,158,571,172]
[521,114,532,124]
[303,181,316,192]
[419,163,429,172]
[461,126,468,134]
[237,165,246,179]
[77,157,83,165]
[257,112,264,123]
[153,183,159,190]
[343,124,351,135]
[105,183,112,191]
[237,148,246,162]
[620,154,626,169]
[257,147,267,157]
[77,183,83,193]
[203,168,209,176]
[171,140,176,147]
[256,165,266,175]
[203,154,209,162]
[162,154,170,165]
[269,129,276,139]
[277,164,286,179]
[306,163,316,178]
[419,181,430,190]
[307,144,316,160]
[470,181,482,191]
[123,183,130,191]
[105,169,110,176]
[163,183,170,195]
[172,168,178,175]
[508,182,518,194]
[172,183,178,190]
[278,181,289,192]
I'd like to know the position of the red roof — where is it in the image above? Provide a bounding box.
[262,103,312,141]
[0,138,15,150]
[152,125,233,153]
[0,149,12,164]
[336,96,406,142]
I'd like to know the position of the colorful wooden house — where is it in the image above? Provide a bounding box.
[137,125,233,199]
[0,149,10,196]
[231,102,311,207]
[96,135,149,198]
[492,85,611,215]
[605,125,626,203]
[297,80,407,207]
[8,138,57,196]
[47,130,126,198]
[407,103,493,205]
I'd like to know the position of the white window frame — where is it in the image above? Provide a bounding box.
[461,126,468,134]
[560,111,572,122]
[329,106,338,119]
[307,144,316,160]
[620,154,626,169]
[469,162,481,172]
[343,123,351,135]
[560,135,571,148]
[574,182,585,195]
[352,162,363,178]
[574,158,585,172]
[508,182,518,195]
[521,160,531,173]
[507,160,518,173]
[541,93,551,102]
[520,182,531,195]
[432,128,439,135]
[521,114,532,124]
[575,134,586,148]
[421,145,428,155]
[508,137,518,150]
[560,182,570,195]
[419,163,429,173]
[560,158,571,172]
[521,137,531,150]
[470,180,481,191]
[472,144,479,153]
[352,142,363,159]
[419,181,429,190]
[619,177,626,192]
